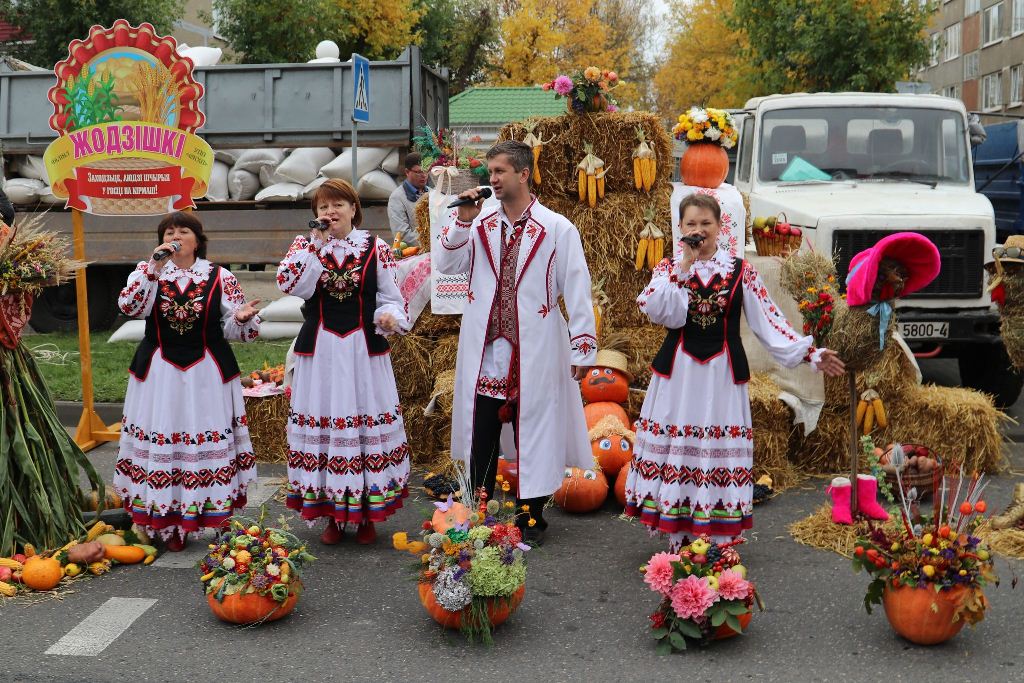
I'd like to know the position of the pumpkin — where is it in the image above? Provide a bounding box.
[584,401,629,430]
[614,466,630,507]
[497,458,519,492]
[418,581,525,630]
[712,610,752,640]
[553,467,608,513]
[589,413,634,480]
[82,488,123,512]
[431,501,471,533]
[581,366,630,404]
[881,584,972,645]
[207,580,302,624]
[22,556,64,591]
[680,143,728,189]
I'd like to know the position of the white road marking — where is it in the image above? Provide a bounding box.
[45,597,157,656]
[152,477,281,569]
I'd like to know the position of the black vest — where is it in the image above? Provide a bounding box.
[294,238,390,356]
[129,264,241,383]
[651,257,750,384]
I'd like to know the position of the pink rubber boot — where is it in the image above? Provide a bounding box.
[857,474,890,521]
[827,477,854,525]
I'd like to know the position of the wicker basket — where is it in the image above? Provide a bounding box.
[752,212,802,256]
[883,444,941,499]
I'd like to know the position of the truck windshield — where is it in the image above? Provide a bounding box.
[758,106,970,185]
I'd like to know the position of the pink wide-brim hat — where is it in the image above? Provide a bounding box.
[845,232,941,306]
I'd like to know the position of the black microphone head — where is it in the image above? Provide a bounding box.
[308,219,329,229]
[477,187,493,199]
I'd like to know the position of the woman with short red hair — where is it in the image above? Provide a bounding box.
[277,178,411,545]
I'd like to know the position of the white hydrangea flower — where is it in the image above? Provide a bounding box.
[432,567,472,612]
[705,127,722,141]
[266,563,281,576]
[690,108,709,124]
[221,557,236,570]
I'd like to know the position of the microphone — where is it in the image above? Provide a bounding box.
[308,219,330,230]
[679,234,705,247]
[447,187,492,209]
[153,241,181,261]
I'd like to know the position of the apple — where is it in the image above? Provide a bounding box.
[0,566,11,582]
[752,216,768,230]
[789,226,802,236]
[12,553,26,563]
[915,446,929,457]
[692,554,707,565]
[776,223,791,236]
[732,564,747,578]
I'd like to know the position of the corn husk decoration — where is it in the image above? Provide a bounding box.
[577,142,605,208]
[854,389,888,435]
[634,204,664,271]
[592,277,610,338]
[632,126,656,192]
[521,120,555,186]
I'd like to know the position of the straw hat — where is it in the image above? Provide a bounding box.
[594,349,632,381]
[986,234,1024,291]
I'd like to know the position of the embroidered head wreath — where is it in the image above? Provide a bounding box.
[844,232,941,349]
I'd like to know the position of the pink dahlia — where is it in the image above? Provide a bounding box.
[716,569,752,601]
[643,552,679,596]
[669,575,717,620]
[553,75,574,96]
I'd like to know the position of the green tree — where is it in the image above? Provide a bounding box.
[415,0,501,94]
[731,0,934,93]
[0,0,184,67]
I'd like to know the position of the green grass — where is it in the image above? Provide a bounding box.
[27,332,292,402]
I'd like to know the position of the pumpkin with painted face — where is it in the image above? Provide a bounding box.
[588,414,635,480]
[581,349,633,404]
[553,466,608,513]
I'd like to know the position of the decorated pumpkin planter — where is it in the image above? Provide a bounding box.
[418,582,526,631]
[553,467,609,513]
[589,414,635,480]
[581,349,633,404]
[672,107,738,190]
[881,585,973,645]
[584,401,630,430]
[680,143,728,189]
[208,580,303,624]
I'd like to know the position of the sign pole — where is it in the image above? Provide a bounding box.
[71,209,120,451]
[352,119,358,187]
[351,53,370,186]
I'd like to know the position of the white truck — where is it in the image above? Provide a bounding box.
[731,92,1020,406]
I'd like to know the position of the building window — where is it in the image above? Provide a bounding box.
[944,23,961,60]
[966,0,980,14]
[1013,0,1024,34]
[930,33,941,66]
[984,3,1004,44]
[1011,65,1024,105]
[983,71,1003,109]
[942,85,962,100]
[964,51,980,79]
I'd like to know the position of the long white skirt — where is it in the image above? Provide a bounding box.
[624,348,754,549]
[114,352,257,538]
[285,326,410,526]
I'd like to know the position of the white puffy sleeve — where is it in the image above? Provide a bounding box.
[276,232,326,300]
[555,224,597,365]
[433,217,473,275]
[636,258,692,329]
[219,268,260,342]
[373,238,410,336]
[741,260,823,368]
[118,261,160,319]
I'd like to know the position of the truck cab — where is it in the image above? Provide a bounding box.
[732,92,1020,406]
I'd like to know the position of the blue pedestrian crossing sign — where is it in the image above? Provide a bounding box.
[352,53,370,123]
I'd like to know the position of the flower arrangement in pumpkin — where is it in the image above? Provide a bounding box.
[411,125,489,180]
[672,107,738,149]
[198,511,315,609]
[393,466,531,643]
[542,66,621,113]
[643,536,760,653]
[852,461,997,630]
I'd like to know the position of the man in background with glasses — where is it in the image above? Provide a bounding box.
[388,152,429,247]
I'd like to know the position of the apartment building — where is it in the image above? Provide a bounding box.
[919,0,1024,121]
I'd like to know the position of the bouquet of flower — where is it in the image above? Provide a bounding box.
[852,463,997,628]
[198,512,315,604]
[543,66,620,114]
[0,217,85,297]
[672,107,738,149]
[394,468,531,643]
[642,536,758,653]
[411,126,488,180]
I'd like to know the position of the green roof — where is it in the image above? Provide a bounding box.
[449,87,567,125]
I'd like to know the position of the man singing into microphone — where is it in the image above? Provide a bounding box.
[434,140,598,546]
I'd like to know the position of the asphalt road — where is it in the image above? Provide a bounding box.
[6,433,1024,683]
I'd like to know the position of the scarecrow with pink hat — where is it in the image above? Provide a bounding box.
[826,232,941,524]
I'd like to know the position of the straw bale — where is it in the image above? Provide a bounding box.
[749,374,804,490]
[974,521,1024,560]
[433,334,461,376]
[500,111,673,202]
[828,303,892,374]
[389,334,436,405]
[414,307,462,338]
[415,194,431,251]
[789,504,901,556]
[243,394,289,463]
[618,325,665,389]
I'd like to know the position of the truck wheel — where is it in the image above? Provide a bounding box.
[958,344,1024,409]
[29,266,126,333]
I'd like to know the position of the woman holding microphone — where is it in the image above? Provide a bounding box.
[115,211,261,551]
[277,178,410,546]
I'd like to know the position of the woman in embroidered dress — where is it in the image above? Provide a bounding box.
[115,212,261,551]
[624,194,845,549]
[277,178,411,546]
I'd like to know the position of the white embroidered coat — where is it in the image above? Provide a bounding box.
[434,199,598,499]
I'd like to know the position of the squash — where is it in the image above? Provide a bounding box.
[882,584,972,645]
[95,533,126,546]
[66,541,105,566]
[553,467,608,513]
[712,610,752,640]
[583,401,629,430]
[207,580,302,624]
[82,488,123,512]
[431,501,470,533]
[22,556,64,591]
[497,458,519,493]
[590,423,633,480]
[680,143,728,189]
[418,581,525,630]
[614,466,630,507]
[580,366,630,404]
[103,545,147,564]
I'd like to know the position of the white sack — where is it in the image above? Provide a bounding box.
[356,169,398,200]
[228,168,260,200]
[320,148,389,183]
[205,161,230,201]
[255,182,305,202]
[233,148,286,174]
[273,148,335,186]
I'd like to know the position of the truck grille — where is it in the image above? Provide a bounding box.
[832,229,984,299]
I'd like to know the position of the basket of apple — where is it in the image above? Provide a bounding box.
[751,213,802,257]
[879,443,941,498]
